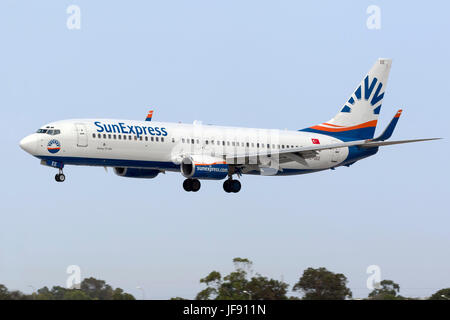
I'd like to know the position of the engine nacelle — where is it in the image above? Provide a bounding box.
[113,167,160,179]
[180,155,229,180]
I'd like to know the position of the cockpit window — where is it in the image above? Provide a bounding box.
[36,129,61,135]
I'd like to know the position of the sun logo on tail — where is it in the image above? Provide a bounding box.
[341,76,384,115]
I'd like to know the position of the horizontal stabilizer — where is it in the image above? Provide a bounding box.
[361,138,441,148]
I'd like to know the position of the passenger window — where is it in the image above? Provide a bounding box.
[145,136,148,141]
[182,138,185,143]
[156,137,159,142]
[140,136,143,141]
[151,137,154,142]
[113,134,116,139]
[118,135,122,140]
[232,142,235,146]
[134,136,137,140]
[282,145,285,148]
[129,136,132,140]
[246,142,249,147]
[197,139,199,144]
[162,137,165,142]
[103,134,107,139]
[92,133,96,138]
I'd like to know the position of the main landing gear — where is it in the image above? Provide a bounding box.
[182,177,242,193]
[223,178,241,193]
[55,168,66,182]
[183,178,201,192]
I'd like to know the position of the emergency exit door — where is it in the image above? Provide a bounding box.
[75,123,88,147]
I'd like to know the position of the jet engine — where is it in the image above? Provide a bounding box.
[180,155,229,180]
[113,167,161,179]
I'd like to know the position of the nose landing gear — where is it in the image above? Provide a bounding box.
[55,168,66,182]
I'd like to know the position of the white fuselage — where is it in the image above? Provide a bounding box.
[20,119,349,176]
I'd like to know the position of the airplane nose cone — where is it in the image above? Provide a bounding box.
[20,135,37,154]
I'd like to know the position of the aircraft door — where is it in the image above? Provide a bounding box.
[75,123,88,147]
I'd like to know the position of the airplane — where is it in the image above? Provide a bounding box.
[19,59,439,193]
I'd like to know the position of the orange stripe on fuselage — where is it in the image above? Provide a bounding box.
[310,120,378,132]
[394,109,403,118]
[195,162,226,166]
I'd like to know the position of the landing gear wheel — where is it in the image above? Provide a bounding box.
[223,179,241,193]
[191,179,201,192]
[183,179,193,192]
[231,180,241,193]
[55,173,66,182]
[223,179,232,193]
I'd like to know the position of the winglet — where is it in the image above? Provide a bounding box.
[371,109,402,141]
[145,110,154,122]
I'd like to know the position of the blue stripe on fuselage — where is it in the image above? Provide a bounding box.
[37,156,180,171]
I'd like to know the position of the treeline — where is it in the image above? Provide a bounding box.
[0,277,135,300]
[174,258,450,300]
[1,259,449,300]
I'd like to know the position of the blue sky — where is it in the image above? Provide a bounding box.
[1,0,449,299]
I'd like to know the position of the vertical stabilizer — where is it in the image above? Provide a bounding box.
[301,59,392,140]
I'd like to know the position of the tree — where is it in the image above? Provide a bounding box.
[246,276,289,300]
[0,285,10,300]
[292,267,352,300]
[195,258,289,300]
[368,280,403,300]
[0,285,29,300]
[80,277,114,300]
[429,288,450,300]
[62,290,91,300]
[0,278,135,300]
[112,288,135,300]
